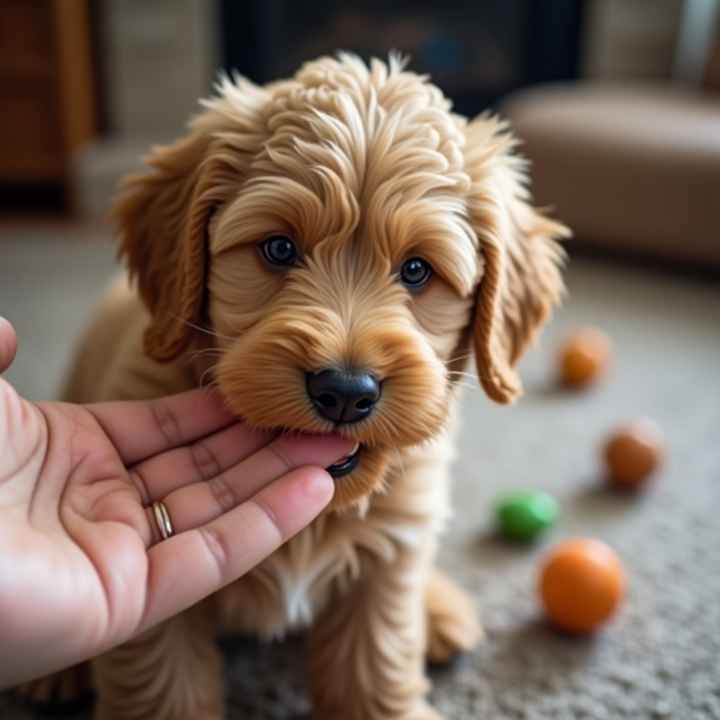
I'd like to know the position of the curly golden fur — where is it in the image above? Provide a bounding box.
[41,54,567,719]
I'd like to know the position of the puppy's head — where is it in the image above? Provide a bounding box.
[113,55,568,511]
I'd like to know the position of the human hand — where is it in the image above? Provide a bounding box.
[0,317,351,688]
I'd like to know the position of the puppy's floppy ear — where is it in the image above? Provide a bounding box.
[465,116,569,404]
[112,130,215,361]
[112,76,268,362]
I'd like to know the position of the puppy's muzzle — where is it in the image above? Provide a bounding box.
[306,368,380,424]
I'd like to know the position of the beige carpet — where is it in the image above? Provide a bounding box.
[1,224,719,719]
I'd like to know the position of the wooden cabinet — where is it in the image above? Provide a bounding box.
[0,0,96,202]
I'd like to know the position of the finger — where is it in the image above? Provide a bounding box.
[87,389,237,465]
[128,422,274,504]
[140,466,334,630]
[0,317,18,373]
[145,433,352,541]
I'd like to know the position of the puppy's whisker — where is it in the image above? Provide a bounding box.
[170,315,235,342]
[198,362,220,389]
[186,347,225,362]
[187,346,225,355]
[446,352,473,366]
[450,381,480,393]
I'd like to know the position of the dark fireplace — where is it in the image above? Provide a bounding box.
[219,0,586,115]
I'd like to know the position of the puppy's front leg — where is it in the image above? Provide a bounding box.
[309,544,440,720]
[93,604,222,720]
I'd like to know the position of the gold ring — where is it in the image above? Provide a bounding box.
[152,500,174,541]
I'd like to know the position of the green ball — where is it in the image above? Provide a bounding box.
[496,491,559,542]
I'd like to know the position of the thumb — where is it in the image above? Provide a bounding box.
[0,317,18,373]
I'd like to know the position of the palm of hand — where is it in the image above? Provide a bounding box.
[0,384,151,680]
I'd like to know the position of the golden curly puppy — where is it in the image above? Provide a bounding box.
[55,54,567,719]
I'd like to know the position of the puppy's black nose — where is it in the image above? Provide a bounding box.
[306,368,381,424]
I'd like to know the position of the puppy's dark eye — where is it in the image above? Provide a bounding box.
[400,257,433,290]
[260,235,298,267]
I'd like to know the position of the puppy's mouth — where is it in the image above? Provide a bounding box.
[326,442,361,478]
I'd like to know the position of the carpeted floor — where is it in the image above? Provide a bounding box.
[1,224,719,719]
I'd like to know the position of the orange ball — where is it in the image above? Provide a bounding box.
[604,420,664,490]
[540,538,626,633]
[558,328,611,388]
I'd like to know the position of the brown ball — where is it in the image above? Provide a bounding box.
[604,420,664,489]
[558,328,611,389]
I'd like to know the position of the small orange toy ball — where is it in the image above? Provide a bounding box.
[604,420,664,490]
[540,539,626,634]
[558,328,611,388]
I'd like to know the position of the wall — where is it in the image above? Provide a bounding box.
[103,0,217,139]
[76,0,217,216]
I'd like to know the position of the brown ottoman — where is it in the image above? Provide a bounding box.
[502,84,720,267]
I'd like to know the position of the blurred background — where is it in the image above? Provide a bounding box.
[2,0,719,246]
[1,3,720,719]
[0,0,719,396]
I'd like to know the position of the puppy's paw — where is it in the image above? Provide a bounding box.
[15,663,93,708]
[425,569,482,664]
